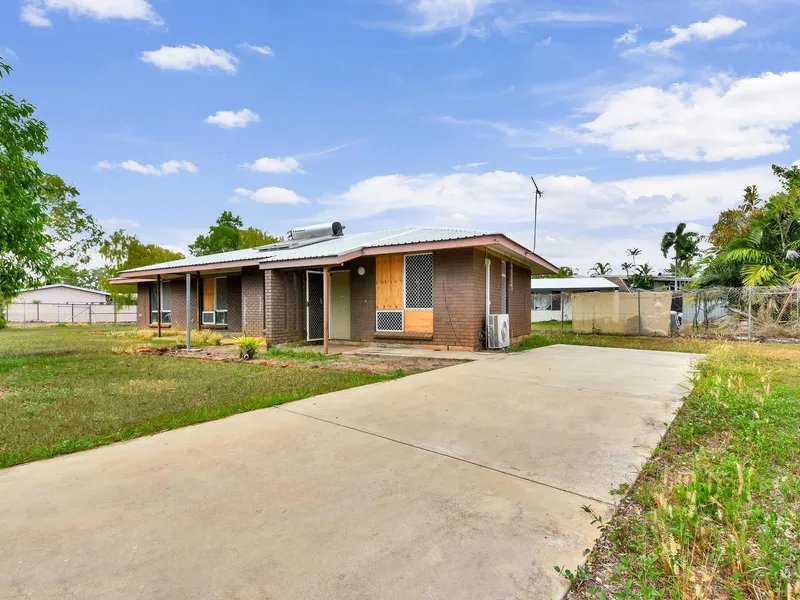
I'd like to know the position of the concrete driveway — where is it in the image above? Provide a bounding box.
[0,345,697,600]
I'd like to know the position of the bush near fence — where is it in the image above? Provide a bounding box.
[7,302,137,324]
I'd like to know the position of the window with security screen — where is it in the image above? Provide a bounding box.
[404,254,433,309]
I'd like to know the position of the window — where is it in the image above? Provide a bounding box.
[404,253,433,309]
[376,310,404,332]
[150,281,171,324]
[202,277,228,325]
[501,261,508,314]
[532,292,561,312]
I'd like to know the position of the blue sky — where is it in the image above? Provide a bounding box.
[3,0,800,273]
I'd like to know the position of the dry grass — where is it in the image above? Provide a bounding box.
[564,343,800,599]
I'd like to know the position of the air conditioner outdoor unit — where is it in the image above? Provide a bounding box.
[202,311,215,325]
[487,314,510,349]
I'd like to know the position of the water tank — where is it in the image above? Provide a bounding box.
[286,222,344,241]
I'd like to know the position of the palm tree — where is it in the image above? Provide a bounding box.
[661,223,702,289]
[621,261,634,277]
[589,262,611,276]
[629,263,654,289]
[626,248,642,266]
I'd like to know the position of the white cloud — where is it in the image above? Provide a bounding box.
[613,25,640,46]
[97,159,198,176]
[238,42,273,56]
[205,108,260,128]
[317,163,787,229]
[140,45,238,73]
[402,0,500,34]
[536,36,552,47]
[20,4,51,26]
[452,162,488,170]
[626,16,746,56]
[1,47,19,59]
[579,71,800,161]
[234,187,308,205]
[21,0,162,26]
[100,217,140,229]
[240,156,303,174]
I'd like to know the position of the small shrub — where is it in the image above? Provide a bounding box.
[234,336,261,360]
[194,331,222,347]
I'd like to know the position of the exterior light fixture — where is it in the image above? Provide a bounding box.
[357,266,366,276]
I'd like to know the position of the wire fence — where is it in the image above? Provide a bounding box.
[532,286,800,341]
[6,302,137,325]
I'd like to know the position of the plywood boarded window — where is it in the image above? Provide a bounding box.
[203,277,216,311]
[376,255,403,310]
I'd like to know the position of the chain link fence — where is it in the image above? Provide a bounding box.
[532,286,800,341]
[6,302,137,325]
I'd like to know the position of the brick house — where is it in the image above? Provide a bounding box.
[111,224,557,351]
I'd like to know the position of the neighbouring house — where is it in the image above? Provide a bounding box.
[14,284,111,305]
[111,223,557,350]
[531,277,619,322]
[651,274,692,292]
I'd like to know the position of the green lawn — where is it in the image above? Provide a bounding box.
[0,325,395,468]
[526,331,800,598]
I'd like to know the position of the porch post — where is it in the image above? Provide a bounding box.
[196,270,202,329]
[157,274,162,338]
[185,273,191,350]
[323,266,330,355]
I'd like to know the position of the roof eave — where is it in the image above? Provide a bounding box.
[259,234,558,273]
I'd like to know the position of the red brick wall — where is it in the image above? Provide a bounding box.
[136,283,150,328]
[226,275,242,332]
[509,262,532,340]
[348,249,487,350]
[349,256,376,341]
[264,269,305,344]
[241,267,265,337]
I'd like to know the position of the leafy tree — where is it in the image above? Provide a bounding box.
[621,261,634,276]
[630,263,654,290]
[188,212,279,256]
[708,185,762,251]
[699,166,800,287]
[238,226,279,249]
[661,223,702,280]
[0,57,102,315]
[626,248,641,266]
[99,230,185,304]
[531,265,575,279]
[47,265,108,290]
[589,262,611,276]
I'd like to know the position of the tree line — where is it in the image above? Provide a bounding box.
[566,166,800,290]
[0,55,279,323]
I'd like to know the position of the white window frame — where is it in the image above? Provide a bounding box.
[150,281,171,325]
[201,277,228,326]
[402,252,434,311]
[214,276,228,325]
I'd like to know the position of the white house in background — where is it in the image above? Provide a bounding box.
[531,277,619,322]
[14,284,111,305]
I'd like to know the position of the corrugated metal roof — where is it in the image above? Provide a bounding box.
[120,227,492,273]
[530,277,619,292]
[121,248,266,273]
[19,283,110,295]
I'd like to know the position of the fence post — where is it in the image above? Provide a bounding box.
[36,303,39,321]
[747,286,752,341]
[23,302,26,326]
[561,292,565,332]
[113,303,117,324]
[637,291,642,335]
[88,304,92,325]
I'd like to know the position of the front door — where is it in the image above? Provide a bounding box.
[329,271,351,340]
[306,271,324,341]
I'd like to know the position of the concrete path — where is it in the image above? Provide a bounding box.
[0,345,698,600]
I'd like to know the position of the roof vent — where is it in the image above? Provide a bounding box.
[287,222,344,241]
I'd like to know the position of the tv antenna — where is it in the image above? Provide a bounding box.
[531,176,544,252]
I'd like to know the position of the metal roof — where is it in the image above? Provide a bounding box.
[120,227,494,273]
[530,277,619,292]
[19,283,111,296]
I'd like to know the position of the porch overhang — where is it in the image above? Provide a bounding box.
[113,259,262,280]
